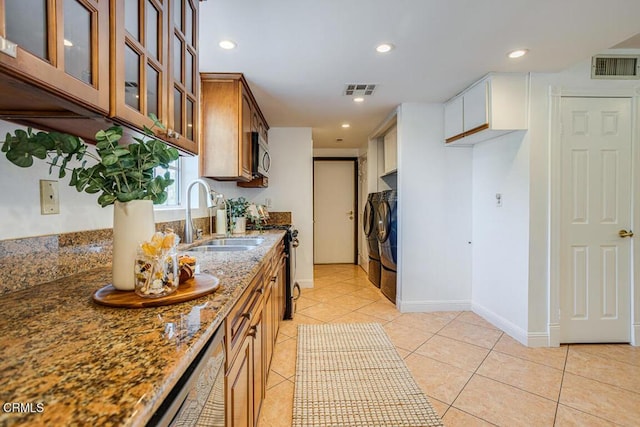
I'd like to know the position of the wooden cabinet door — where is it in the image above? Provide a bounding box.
[264,276,275,373]
[0,0,110,113]
[240,88,254,180]
[168,0,198,153]
[226,333,253,427]
[250,300,265,426]
[112,0,168,136]
[278,254,286,324]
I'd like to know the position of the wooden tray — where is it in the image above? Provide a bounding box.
[92,273,221,308]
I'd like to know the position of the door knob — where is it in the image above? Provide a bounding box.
[619,229,634,238]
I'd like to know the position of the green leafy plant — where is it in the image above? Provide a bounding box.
[1,114,179,207]
[226,197,250,234]
[227,197,249,218]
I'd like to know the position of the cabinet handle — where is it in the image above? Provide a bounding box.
[241,312,252,321]
[248,326,257,338]
[256,287,265,295]
[270,276,277,282]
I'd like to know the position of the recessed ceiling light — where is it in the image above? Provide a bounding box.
[219,40,237,50]
[376,43,394,53]
[353,97,364,103]
[341,123,350,128]
[508,49,528,59]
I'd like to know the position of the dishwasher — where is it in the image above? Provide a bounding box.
[149,326,225,426]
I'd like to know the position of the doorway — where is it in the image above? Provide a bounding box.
[313,158,358,264]
[559,97,633,343]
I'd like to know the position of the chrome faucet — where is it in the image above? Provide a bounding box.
[184,179,215,244]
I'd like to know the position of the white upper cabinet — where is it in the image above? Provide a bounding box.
[444,73,529,146]
[383,124,398,174]
[444,96,464,140]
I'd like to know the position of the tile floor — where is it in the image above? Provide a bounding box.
[258,264,640,427]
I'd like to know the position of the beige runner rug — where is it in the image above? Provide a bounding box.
[293,323,443,427]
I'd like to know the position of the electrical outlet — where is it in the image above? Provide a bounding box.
[496,193,503,207]
[40,180,60,215]
[265,198,272,208]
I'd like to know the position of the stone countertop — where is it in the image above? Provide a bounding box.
[0,230,285,427]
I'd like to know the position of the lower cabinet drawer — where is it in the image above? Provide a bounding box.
[226,269,264,369]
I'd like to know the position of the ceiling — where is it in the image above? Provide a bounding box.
[199,0,640,149]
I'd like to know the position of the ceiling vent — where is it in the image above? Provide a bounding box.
[344,83,376,96]
[591,55,640,79]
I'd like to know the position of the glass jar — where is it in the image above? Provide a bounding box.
[134,248,179,298]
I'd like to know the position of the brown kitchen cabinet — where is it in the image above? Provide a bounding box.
[0,0,199,154]
[112,0,199,154]
[225,238,285,427]
[200,72,269,182]
[0,0,110,120]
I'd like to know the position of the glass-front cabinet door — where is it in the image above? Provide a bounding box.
[0,0,110,112]
[168,0,198,154]
[112,0,168,136]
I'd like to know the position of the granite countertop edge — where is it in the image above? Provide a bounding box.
[0,230,286,427]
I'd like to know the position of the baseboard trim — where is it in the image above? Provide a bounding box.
[633,323,640,346]
[397,300,472,313]
[548,323,561,347]
[472,303,550,347]
[297,279,314,289]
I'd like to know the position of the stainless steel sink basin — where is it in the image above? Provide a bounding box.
[187,238,264,252]
[188,245,253,252]
[206,238,265,246]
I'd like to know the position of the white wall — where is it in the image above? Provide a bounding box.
[471,131,531,341]
[527,50,640,345]
[313,148,361,157]
[208,128,314,288]
[396,103,473,311]
[0,120,208,241]
[0,120,114,239]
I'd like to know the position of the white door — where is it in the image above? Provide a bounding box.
[314,160,355,264]
[560,97,633,343]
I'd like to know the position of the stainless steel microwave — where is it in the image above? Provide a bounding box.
[251,132,270,178]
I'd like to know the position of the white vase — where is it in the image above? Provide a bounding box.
[232,216,246,234]
[112,200,155,290]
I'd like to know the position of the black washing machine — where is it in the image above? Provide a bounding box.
[376,190,397,303]
[363,192,383,287]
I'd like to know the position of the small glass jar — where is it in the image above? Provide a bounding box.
[134,248,179,298]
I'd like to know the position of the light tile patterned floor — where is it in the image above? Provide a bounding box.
[258,264,640,427]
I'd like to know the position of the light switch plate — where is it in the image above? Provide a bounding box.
[40,180,60,215]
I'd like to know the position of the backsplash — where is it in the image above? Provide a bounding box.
[0,212,292,295]
[0,217,210,295]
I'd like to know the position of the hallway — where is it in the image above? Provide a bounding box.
[259,264,640,426]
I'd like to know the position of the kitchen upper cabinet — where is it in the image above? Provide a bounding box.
[112,0,199,154]
[0,0,199,155]
[444,73,529,146]
[200,73,269,182]
[383,124,397,174]
[169,0,198,153]
[0,0,110,113]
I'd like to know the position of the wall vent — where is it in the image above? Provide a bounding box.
[344,83,376,96]
[591,55,640,79]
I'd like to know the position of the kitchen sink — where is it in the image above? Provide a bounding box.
[186,237,265,252]
[206,238,264,246]
[187,245,253,252]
